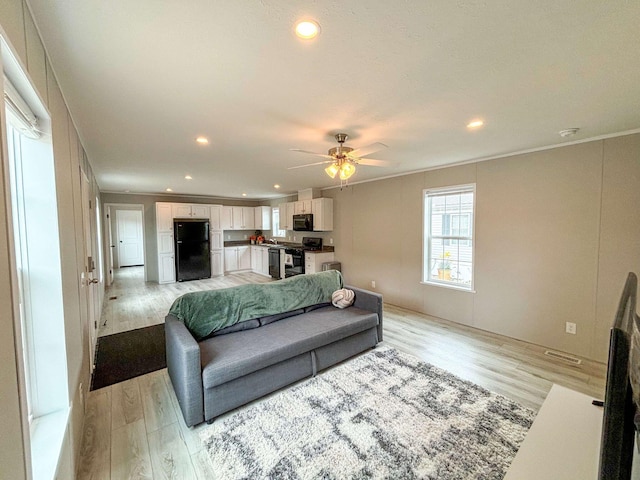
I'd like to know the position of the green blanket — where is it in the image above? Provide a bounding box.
[168,270,343,340]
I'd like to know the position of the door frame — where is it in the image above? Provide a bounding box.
[103,203,147,282]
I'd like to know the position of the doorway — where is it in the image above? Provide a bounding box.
[104,203,146,286]
[116,209,144,267]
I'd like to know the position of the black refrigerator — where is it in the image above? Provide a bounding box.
[174,219,211,281]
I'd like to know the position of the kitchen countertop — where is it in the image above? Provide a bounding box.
[223,241,334,252]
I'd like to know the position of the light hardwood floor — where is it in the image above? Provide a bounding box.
[78,267,606,479]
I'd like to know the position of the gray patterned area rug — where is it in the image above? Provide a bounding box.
[200,346,536,479]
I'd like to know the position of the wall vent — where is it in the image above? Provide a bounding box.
[544,350,582,365]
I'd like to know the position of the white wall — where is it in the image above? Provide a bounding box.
[0,1,100,477]
[324,134,640,363]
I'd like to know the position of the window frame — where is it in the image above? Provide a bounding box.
[422,184,476,291]
[272,206,286,238]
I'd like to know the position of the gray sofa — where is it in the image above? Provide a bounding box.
[165,285,383,427]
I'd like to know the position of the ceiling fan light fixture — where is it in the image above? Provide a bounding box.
[339,162,356,180]
[325,163,339,178]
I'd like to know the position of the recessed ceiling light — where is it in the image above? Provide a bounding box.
[467,120,484,129]
[242,193,247,197]
[274,184,281,189]
[195,136,209,145]
[559,128,579,137]
[166,188,173,192]
[295,20,320,40]
[185,175,192,180]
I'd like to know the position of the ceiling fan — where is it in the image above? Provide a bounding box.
[288,133,390,183]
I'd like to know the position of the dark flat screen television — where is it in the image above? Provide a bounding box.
[598,272,640,479]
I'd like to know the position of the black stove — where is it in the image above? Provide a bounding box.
[284,237,323,277]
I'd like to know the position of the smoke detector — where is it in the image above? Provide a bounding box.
[559,128,579,138]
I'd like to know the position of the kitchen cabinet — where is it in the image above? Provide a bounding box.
[254,206,271,230]
[210,231,223,249]
[210,250,223,276]
[279,202,295,231]
[158,253,176,283]
[224,248,237,272]
[156,203,175,283]
[294,200,312,215]
[305,251,335,274]
[156,202,174,232]
[172,204,210,219]
[224,246,251,272]
[221,206,233,230]
[210,205,222,230]
[312,198,333,231]
[251,246,270,277]
[230,206,255,230]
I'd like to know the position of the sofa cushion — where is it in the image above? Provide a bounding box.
[259,309,305,327]
[304,302,331,313]
[200,306,378,389]
[211,319,260,337]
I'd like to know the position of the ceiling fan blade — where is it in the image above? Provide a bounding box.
[354,158,392,167]
[349,142,388,158]
[289,149,333,159]
[287,160,334,170]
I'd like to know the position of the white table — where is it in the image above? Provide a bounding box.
[505,384,603,479]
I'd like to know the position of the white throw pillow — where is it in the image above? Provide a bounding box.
[332,289,355,309]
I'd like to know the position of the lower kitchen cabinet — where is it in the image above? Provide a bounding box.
[304,252,335,274]
[211,250,224,276]
[225,246,251,272]
[251,246,270,277]
[158,253,175,283]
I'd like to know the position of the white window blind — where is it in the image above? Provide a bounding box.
[423,184,475,289]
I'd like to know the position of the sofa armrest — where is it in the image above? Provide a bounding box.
[165,315,204,427]
[345,285,383,342]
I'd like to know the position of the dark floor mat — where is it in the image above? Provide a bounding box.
[91,324,166,390]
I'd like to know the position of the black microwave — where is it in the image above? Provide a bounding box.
[293,214,314,231]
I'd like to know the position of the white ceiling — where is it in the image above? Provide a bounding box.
[26,1,640,200]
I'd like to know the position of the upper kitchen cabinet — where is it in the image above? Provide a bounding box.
[312,198,333,231]
[231,206,255,230]
[172,203,210,219]
[294,200,312,215]
[254,206,271,230]
[221,206,233,230]
[156,202,174,232]
[279,202,295,231]
[210,205,222,230]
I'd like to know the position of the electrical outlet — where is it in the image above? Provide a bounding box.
[371,280,376,288]
[565,322,577,335]
[293,236,297,242]
[226,234,230,240]
[330,238,334,244]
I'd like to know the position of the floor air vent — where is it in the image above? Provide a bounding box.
[544,350,582,365]
[109,296,117,300]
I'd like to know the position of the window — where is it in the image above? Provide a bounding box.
[272,207,285,238]
[423,184,475,289]
[4,71,68,425]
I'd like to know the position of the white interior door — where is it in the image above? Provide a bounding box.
[116,209,144,267]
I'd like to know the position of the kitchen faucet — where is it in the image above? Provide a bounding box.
[270,238,278,245]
